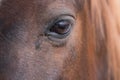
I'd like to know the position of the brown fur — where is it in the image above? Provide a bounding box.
[0,0,120,80]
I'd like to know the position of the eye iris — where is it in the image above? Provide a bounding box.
[50,20,71,34]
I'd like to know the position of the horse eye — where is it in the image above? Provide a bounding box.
[45,16,75,39]
[50,20,71,35]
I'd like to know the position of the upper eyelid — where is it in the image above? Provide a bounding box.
[53,14,76,21]
[47,14,75,25]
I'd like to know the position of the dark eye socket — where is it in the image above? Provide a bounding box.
[45,15,75,39]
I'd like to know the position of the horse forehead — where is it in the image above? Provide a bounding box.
[36,0,71,4]
[35,0,73,7]
[0,0,73,8]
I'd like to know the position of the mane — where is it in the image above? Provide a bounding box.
[84,0,120,80]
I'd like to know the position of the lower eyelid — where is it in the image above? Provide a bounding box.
[47,35,69,47]
[46,31,71,39]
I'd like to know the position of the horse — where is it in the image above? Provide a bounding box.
[0,0,120,80]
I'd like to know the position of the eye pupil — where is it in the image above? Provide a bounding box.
[50,20,71,34]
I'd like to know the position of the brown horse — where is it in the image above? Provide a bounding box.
[0,0,120,80]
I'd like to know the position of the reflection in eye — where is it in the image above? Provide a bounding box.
[45,15,75,39]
